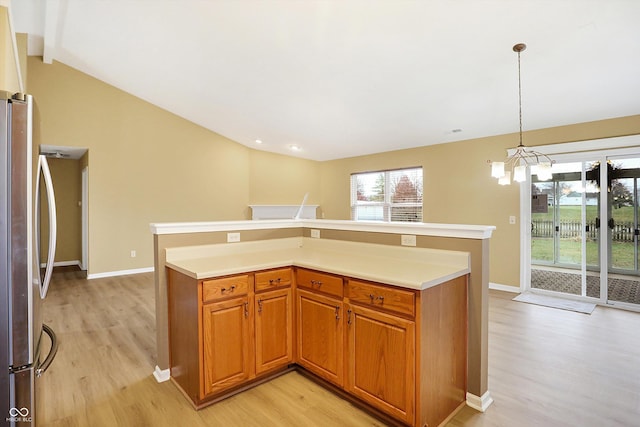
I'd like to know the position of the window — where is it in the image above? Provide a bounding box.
[350,167,423,222]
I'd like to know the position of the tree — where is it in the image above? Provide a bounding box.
[371,173,385,202]
[611,179,633,209]
[392,174,419,202]
[356,180,367,201]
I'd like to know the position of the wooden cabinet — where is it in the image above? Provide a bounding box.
[168,267,294,407]
[347,279,415,317]
[346,302,415,424]
[168,264,467,427]
[255,287,293,374]
[202,275,250,303]
[344,276,467,427]
[201,274,253,397]
[202,296,251,395]
[297,288,344,386]
[296,267,344,298]
[255,268,292,291]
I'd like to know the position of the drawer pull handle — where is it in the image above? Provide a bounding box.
[347,309,352,325]
[335,306,340,320]
[310,279,323,287]
[269,278,282,285]
[221,285,236,293]
[369,294,384,304]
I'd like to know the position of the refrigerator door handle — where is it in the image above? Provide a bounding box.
[37,154,57,299]
[36,324,58,377]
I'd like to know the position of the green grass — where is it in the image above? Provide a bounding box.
[532,237,637,269]
[532,205,636,222]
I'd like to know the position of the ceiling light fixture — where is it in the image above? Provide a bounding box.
[489,43,553,185]
[255,139,263,144]
[288,144,301,152]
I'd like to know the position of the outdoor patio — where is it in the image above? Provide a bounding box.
[531,267,640,305]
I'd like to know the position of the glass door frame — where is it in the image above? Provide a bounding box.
[605,156,640,276]
[519,134,640,311]
[528,159,598,299]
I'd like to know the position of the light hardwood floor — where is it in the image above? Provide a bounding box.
[40,268,640,426]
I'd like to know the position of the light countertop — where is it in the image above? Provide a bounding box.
[166,237,470,291]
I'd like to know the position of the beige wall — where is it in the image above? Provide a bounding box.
[248,149,321,207]
[320,116,640,288]
[0,7,21,93]
[27,57,321,274]
[24,55,640,286]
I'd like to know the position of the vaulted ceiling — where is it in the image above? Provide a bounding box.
[9,0,640,161]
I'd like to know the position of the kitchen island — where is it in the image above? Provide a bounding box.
[151,219,495,426]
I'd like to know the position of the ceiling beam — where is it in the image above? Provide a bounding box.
[42,0,61,64]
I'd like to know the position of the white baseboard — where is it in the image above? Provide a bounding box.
[87,266,154,280]
[466,390,494,412]
[54,260,81,267]
[489,282,521,293]
[153,365,170,383]
[42,260,81,268]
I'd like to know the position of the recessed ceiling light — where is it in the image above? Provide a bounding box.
[255,139,263,144]
[288,144,301,151]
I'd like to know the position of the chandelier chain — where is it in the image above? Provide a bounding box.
[487,42,554,184]
[517,48,523,147]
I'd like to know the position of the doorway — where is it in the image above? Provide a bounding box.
[40,145,88,272]
[605,156,640,305]
[530,160,601,300]
[526,150,640,309]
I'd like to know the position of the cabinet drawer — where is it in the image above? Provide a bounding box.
[347,280,415,318]
[255,268,292,292]
[202,275,249,303]
[296,268,344,298]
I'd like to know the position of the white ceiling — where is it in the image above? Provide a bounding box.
[9,0,640,161]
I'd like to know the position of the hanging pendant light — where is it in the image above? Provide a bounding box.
[488,43,554,184]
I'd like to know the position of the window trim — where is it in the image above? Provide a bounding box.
[350,166,423,223]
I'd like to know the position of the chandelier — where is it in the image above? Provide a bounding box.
[489,43,553,185]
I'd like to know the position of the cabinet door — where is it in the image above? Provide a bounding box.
[255,288,293,374]
[346,303,415,425]
[297,289,344,386]
[202,296,251,397]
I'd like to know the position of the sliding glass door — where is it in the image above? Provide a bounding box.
[528,154,640,308]
[530,160,601,299]
[606,156,640,306]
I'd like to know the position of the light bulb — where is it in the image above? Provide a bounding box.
[491,162,505,178]
[498,171,511,185]
[514,165,527,182]
[536,162,552,181]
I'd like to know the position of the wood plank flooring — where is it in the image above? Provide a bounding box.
[40,268,640,426]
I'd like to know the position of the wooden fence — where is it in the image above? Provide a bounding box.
[532,220,637,242]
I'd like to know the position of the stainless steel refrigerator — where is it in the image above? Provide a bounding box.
[1,92,58,426]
